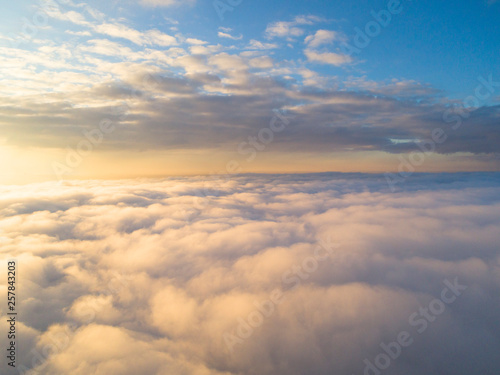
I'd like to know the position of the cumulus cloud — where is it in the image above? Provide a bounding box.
[185,38,208,45]
[304,29,339,48]
[1,173,500,374]
[265,15,323,40]
[304,49,353,66]
[303,30,352,66]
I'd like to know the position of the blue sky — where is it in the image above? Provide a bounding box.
[0,0,499,183]
[4,0,499,99]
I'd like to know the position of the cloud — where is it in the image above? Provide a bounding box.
[218,32,243,40]
[65,30,92,37]
[303,30,351,67]
[266,21,305,39]
[2,50,499,157]
[1,173,500,374]
[249,56,274,69]
[304,29,339,48]
[93,23,177,46]
[294,15,324,25]
[44,7,91,27]
[140,0,196,7]
[42,2,177,47]
[185,38,208,45]
[265,15,323,40]
[304,49,353,66]
[246,40,279,50]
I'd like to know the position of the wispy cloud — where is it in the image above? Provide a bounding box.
[246,39,279,50]
[218,31,243,40]
[304,49,352,66]
[265,15,323,40]
[140,0,196,7]
[94,23,177,46]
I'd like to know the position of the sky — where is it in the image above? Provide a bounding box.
[1,173,500,374]
[0,0,499,183]
[1,3,500,373]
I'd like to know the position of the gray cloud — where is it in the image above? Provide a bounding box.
[2,66,499,157]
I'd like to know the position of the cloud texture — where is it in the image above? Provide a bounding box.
[2,1,499,164]
[1,173,500,374]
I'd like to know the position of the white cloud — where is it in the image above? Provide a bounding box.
[140,0,196,7]
[185,38,208,45]
[189,44,222,55]
[65,30,92,37]
[45,8,91,26]
[304,49,352,66]
[144,29,178,46]
[293,15,324,25]
[39,2,177,47]
[1,174,500,374]
[265,15,323,40]
[93,23,177,46]
[218,31,243,40]
[246,39,279,50]
[80,39,142,59]
[305,30,339,48]
[265,21,304,39]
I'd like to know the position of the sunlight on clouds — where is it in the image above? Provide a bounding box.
[140,0,196,7]
[0,174,499,374]
[304,29,340,48]
[0,1,498,374]
[304,49,353,66]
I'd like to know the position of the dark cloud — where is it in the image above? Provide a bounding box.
[2,74,499,157]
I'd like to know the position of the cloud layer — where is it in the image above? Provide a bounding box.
[1,173,500,374]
